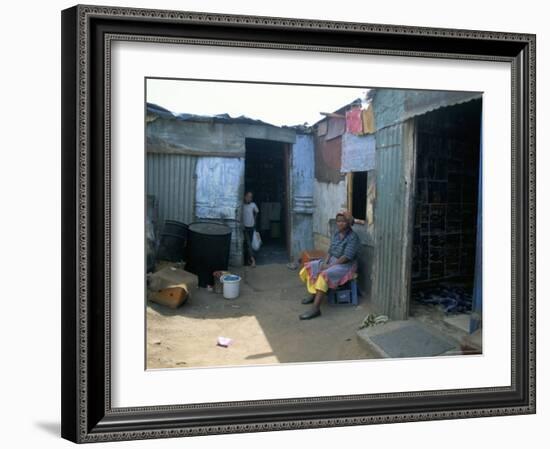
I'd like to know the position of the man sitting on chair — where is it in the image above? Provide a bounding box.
[298,209,361,320]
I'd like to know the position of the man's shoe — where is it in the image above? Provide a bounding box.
[301,295,314,304]
[299,308,321,320]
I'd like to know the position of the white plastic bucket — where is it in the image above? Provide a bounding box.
[221,274,241,299]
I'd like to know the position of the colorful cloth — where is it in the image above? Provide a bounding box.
[361,104,376,134]
[300,264,329,294]
[300,256,357,294]
[345,106,363,134]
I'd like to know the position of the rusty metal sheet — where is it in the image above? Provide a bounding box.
[314,134,344,184]
[317,119,328,136]
[325,116,346,140]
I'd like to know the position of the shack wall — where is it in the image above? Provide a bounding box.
[195,157,245,266]
[146,153,197,227]
[312,179,348,252]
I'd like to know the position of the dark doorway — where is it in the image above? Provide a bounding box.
[244,138,289,265]
[350,171,368,221]
[410,99,482,331]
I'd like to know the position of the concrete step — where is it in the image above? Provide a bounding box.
[356,319,462,359]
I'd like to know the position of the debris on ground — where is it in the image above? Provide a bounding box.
[286,262,299,270]
[150,286,189,309]
[217,336,233,347]
[358,313,389,329]
[412,283,473,314]
[147,265,196,309]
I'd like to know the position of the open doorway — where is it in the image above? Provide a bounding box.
[244,138,290,265]
[410,99,482,334]
[349,171,368,221]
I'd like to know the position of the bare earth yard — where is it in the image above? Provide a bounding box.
[147,263,377,369]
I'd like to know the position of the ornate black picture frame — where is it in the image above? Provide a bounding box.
[61,4,536,443]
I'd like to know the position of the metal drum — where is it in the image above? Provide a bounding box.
[157,220,188,262]
[185,222,232,287]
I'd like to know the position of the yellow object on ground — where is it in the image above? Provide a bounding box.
[299,266,329,294]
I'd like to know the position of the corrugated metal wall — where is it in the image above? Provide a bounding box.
[146,153,197,227]
[371,122,415,320]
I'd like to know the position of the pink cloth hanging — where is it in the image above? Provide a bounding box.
[345,107,363,134]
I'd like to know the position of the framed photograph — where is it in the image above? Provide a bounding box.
[61,4,536,443]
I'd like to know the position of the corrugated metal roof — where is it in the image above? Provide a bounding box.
[146,103,297,156]
[147,102,286,128]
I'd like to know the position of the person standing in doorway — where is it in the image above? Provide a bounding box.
[242,191,259,267]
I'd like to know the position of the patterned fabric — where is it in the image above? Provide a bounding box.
[328,228,361,261]
[300,265,329,294]
[302,256,357,291]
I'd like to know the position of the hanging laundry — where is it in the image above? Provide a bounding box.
[361,103,376,134]
[345,106,363,135]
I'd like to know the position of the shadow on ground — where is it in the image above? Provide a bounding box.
[147,263,377,369]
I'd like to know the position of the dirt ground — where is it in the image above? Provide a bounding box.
[147,263,378,369]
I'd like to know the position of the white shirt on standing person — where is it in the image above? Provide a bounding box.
[242,201,259,228]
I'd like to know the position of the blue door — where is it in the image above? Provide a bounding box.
[290,134,315,260]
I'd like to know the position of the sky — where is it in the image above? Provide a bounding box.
[146,78,368,127]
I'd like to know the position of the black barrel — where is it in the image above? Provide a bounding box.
[157,220,188,262]
[185,222,232,287]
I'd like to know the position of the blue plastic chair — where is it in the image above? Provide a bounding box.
[327,274,359,306]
